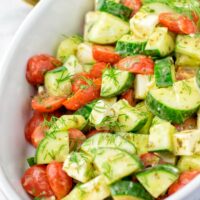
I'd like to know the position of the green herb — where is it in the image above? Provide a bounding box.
[27,157,36,167]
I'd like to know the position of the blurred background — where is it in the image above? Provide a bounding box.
[0,0,32,61]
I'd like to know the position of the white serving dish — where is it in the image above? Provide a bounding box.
[0,0,200,199]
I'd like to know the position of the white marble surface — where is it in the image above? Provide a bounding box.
[0,1,31,199]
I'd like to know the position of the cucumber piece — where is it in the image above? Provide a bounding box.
[57,35,83,62]
[63,152,94,183]
[146,78,200,124]
[130,12,159,40]
[35,131,69,164]
[175,54,200,67]
[135,75,155,99]
[157,152,177,165]
[176,34,200,60]
[63,55,83,76]
[117,132,149,155]
[197,108,200,129]
[96,0,132,21]
[145,27,175,57]
[76,43,95,64]
[89,98,117,129]
[93,147,143,184]
[173,129,200,156]
[154,57,175,88]
[110,181,153,200]
[115,34,147,56]
[113,100,148,132]
[95,0,121,10]
[48,115,86,133]
[81,133,136,155]
[85,11,130,44]
[136,164,179,198]
[177,155,200,172]
[44,66,72,97]
[62,175,110,200]
[83,64,93,73]
[101,68,134,97]
[148,117,175,152]
[196,69,200,89]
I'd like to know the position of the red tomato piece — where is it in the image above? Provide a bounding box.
[168,171,200,196]
[68,128,86,150]
[121,0,142,16]
[32,94,66,113]
[26,54,62,85]
[86,129,109,138]
[46,162,73,199]
[24,112,44,143]
[120,89,136,107]
[116,56,154,75]
[21,165,54,198]
[174,117,197,132]
[63,78,101,111]
[90,62,109,78]
[140,153,161,168]
[93,45,121,64]
[159,13,197,34]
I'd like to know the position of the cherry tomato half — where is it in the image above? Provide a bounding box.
[174,117,197,132]
[120,89,136,107]
[90,62,109,79]
[140,153,161,168]
[121,0,142,16]
[21,165,54,198]
[26,54,62,85]
[46,162,73,199]
[159,13,197,34]
[116,55,154,75]
[93,45,121,64]
[86,129,109,138]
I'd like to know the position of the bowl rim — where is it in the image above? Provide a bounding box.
[0,0,200,199]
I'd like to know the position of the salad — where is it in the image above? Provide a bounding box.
[21,0,200,199]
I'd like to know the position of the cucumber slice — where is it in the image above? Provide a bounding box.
[56,35,83,62]
[146,78,200,124]
[81,133,136,155]
[85,11,130,44]
[48,115,86,133]
[44,66,72,97]
[62,175,110,200]
[115,34,147,56]
[196,69,200,89]
[110,181,153,200]
[157,152,177,165]
[63,152,94,183]
[135,75,155,100]
[177,155,200,172]
[101,68,134,97]
[145,27,175,57]
[93,147,143,184]
[148,117,175,152]
[83,64,93,73]
[130,12,158,40]
[117,132,149,155]
[76,43,95,64]
[136,164,179,198]
[35,131,69,164]
[176,34,200,60]
[173,129,200,156]
[176,54,200,67]
[154,57,175,88]
[96,0,132,21]
[63,55,84,76]
[197,108,200,129]
[113,100,148,132]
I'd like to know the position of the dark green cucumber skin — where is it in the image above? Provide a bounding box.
[116,40,147,56]
[97,0,132,21]
[196,69,200,89]
[154,57,174,88]
[146,92,198,124]
[144,49,161,58]
[110,181,153,200]
[130,116,148,132]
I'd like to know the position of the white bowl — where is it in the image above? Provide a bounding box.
[0,0,200,199]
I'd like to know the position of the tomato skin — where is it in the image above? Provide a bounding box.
[68,128,86,150]
[121,89,136,107]
[21,165,54,198]
[159,13,197,34]
[174,117,197,132]
[46,162,73,199]
[116,56,154,75]
[121,0,142,16]
[86,129,109,138]
[90,62,109,78]
[26,54,62,85]
[93,45,121,64]
[25,112,44,143]
[63,78,101,111]
[140,153,161,168]
[32,95,66,113]
[168,171,200,196]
